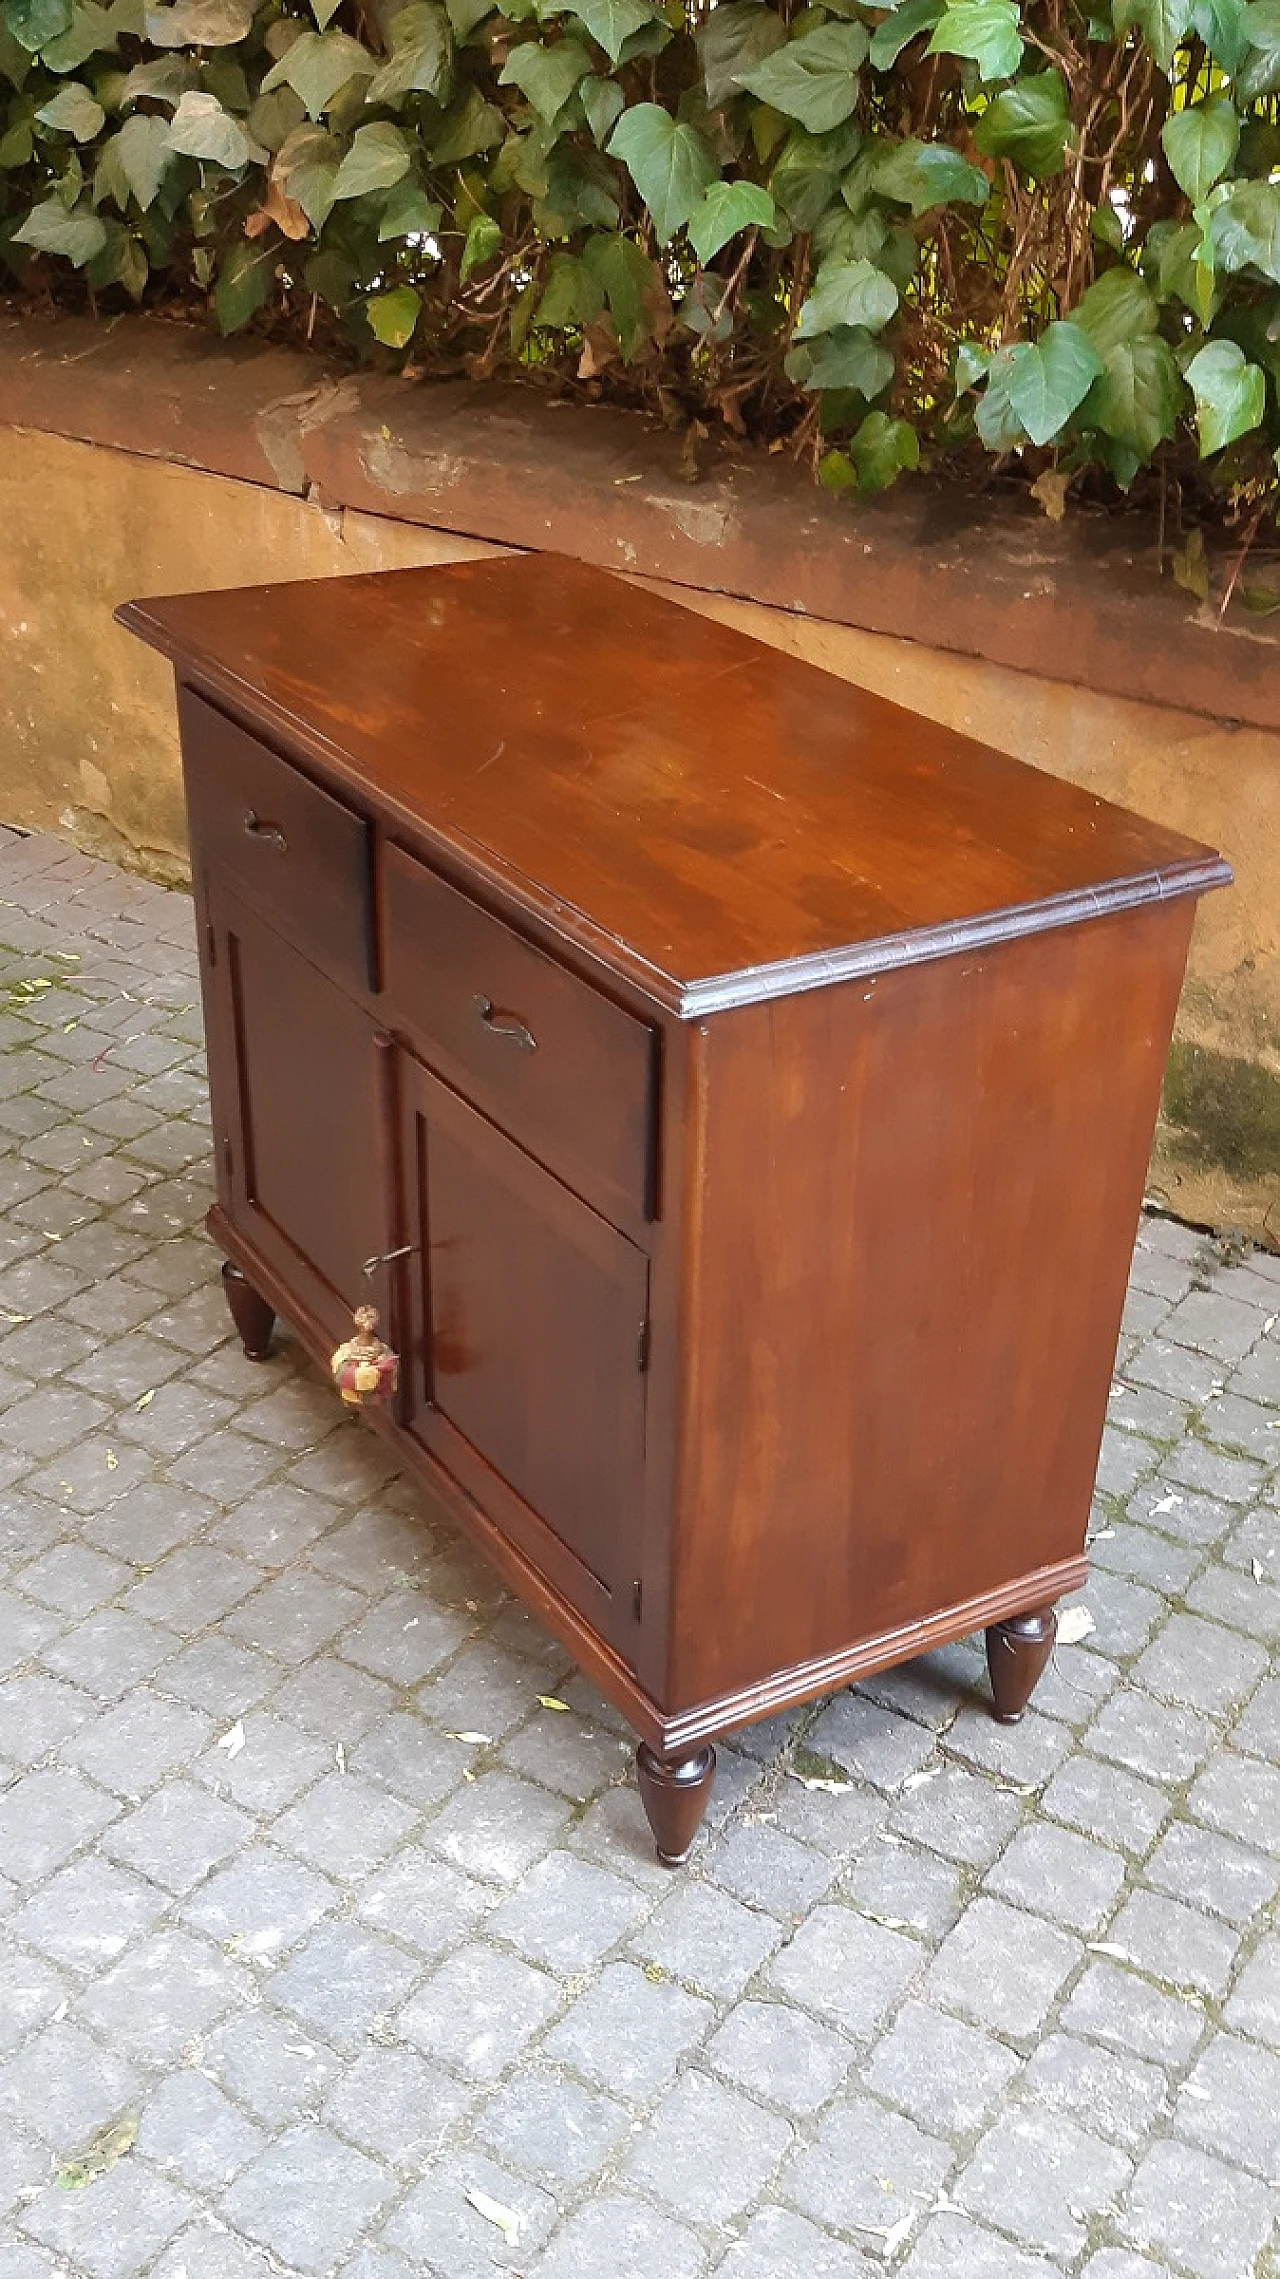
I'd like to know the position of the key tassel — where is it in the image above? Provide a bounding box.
[330,1305,399,1407]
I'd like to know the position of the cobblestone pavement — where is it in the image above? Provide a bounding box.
[0,826,1278,2279]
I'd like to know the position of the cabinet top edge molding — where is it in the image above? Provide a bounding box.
[119,553,1230,1013]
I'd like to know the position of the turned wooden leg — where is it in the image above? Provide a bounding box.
[986,1603,1057,1723]
[221,1261,276,1361]
[636,1742,716,1866]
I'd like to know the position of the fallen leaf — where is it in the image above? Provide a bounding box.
[1150,1493,1182,1516]
[335,1742,347,1773]
[1088,1526,1115,1542]
[1182,2080,1211,2099]
[1252,1558,1267,1584]
[1030,467,1069,521]
[464,2186,520,2243]
[1087,1940,1129,1958]
[1,1309,31,1323]
[1264,1314,1277,1336]
[899,1765,942,1792]
[1056,1607,1096,1644]
[217,1719,246,1760]
[786,1769,853,1795]
[105,1450,118,1470]
[57,2110,139,2190]
[537,1695,570,1712]
[447,1731,492,1745]
[135,1389,155,1410]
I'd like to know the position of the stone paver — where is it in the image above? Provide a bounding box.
[0,834,1278,2278]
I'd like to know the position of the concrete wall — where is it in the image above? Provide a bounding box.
[2,420,1275,1245]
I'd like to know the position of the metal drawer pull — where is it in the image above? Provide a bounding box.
[242,809,288,852]
[474,993,538,1053]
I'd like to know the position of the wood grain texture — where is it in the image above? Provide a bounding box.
[665,899,1196,1712]
[122,556,1227,1016]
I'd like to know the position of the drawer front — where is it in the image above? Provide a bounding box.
[178,685,372,991]
[383,845,655,1225]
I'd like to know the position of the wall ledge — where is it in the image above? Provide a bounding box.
[2,307,1277,737]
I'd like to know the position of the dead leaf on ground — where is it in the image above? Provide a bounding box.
[464,2185,520,2241]
[1030,468,1070,522]
[1056,1606,1096,1644]
[57,2110,139,2191]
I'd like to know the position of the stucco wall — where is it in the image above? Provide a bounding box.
[1,420,1275,1245]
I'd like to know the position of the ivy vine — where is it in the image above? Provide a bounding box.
[4,0,1280,507]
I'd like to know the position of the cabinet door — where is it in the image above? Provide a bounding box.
[201,878,381,1334]
[401,1055,649,1641]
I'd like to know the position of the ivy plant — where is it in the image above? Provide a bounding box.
[4,0,1280,505]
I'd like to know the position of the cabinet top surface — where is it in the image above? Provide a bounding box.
[120,554,1228,1014]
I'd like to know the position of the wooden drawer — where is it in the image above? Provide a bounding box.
[178,685,372,990]
[383,844,655,1225]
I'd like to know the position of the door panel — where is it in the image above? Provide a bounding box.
[402,1056,648,1630]
[205,880,378,1328]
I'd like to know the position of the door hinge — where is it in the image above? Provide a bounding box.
[637,1317,650,1373]
[632,1578,643,1622]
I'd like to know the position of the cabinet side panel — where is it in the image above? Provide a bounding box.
[667,902,1196,1713]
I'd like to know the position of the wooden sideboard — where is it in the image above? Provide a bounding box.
[118,555,1229,1863]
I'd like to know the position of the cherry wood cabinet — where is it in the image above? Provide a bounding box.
[119,555,1229,1863]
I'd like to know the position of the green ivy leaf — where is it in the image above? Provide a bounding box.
[276,120,339,226]
[1070,264,1158,354]
[1006,320,1103,444]
[582,227,660,357]
[557,0,660,65]
[928,0,1023,80]
[738,21,868,135]
[1234,0,1280,95]
[111,111,173,206]
[499,35,592,121]
[534,245,605,324]
[817,446,858,492]
[3,0,71,51]
[365,3,451,102]
[769,119,859,228]
[378,177,442,238]
[579,73,622,145]
[849,407,919,488]
[1162,95,1239,204]
[12,189,105,260]
[34,77,103,135]
[697,0,787,107]
[166,87,265,166]
[144,0,250,41]
[869,0,944,70]
[873,137,988,215]
[973,68,1070,177]
[1206,178,1280,283]
[1082,334,1184,458]
[536,139,619,230]
[213,238,271,331]
[118,53,195,104]
[794,254,898,336]
[260,29,376,119]
[1190,0,1248,66]
[367,282,421,345]
[41,2,115,71]
[459,206,499,278]
[1184,337,1267,453]
[1112,0,1193,72]
[785,321,894,393]
[686,175,773,263]
[607,101,716,241]
[428,84,503,160]
[330,119,410,199]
